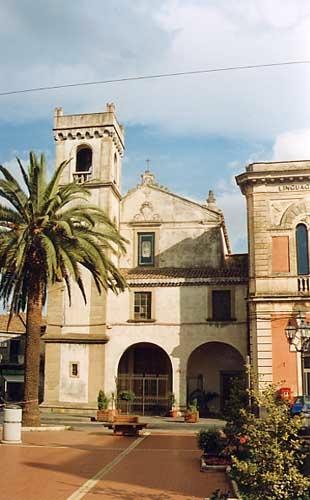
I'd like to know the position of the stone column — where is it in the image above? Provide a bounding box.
[172,358,187,411]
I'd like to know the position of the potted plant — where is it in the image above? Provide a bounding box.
[97,390,110,421]
[118,390,136,414]
[184,398,199,423]
[197,428,230,470]
[168,392,178,417]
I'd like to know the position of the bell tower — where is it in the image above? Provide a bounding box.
[53,102,124,223]
[42,104,125,415]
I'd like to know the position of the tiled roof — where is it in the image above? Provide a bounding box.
[121,254,248,286]
[0,313,46,334]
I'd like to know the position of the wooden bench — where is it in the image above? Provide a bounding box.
[103,415,148,436]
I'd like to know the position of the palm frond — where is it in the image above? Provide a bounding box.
[0,152,127,315]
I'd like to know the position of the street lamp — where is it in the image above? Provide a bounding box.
[285,320,296,345]
[285,313,310,395]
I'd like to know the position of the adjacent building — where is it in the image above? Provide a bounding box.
[237,162,310,396]
[0,314,45,402]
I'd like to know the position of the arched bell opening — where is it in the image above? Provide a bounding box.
[76,146,92,172]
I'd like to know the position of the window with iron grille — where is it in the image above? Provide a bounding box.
[212,290,231,321]
[134,292,152,320]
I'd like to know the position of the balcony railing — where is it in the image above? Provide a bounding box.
[298,276,310,294]
[73,171,92,184]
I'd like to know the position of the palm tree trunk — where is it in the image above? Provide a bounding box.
[22,286,43,427]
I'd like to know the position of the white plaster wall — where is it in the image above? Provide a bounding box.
[107,285,248,325]
[57,135,115,185]
[122,187,213,223]
[120,185,223,268]
[62,267,92,332]
[59,344,89,402]
[105,283,247,407]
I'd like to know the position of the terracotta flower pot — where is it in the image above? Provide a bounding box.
[97,409,118,422]
[200,454,230,472]
[184,410,199,423]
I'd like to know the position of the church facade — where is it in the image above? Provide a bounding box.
[42,105,248,415]
[41,105,309,415]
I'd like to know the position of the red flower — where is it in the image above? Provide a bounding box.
[239,436,247,444]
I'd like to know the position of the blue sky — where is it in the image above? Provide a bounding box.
[1,0,310,253]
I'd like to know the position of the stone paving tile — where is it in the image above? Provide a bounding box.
[0,431,233,500]
[85,435,233,500]
[0,431,130,500]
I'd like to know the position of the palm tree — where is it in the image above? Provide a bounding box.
[0,152,127,426]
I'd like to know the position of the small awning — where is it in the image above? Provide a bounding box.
[3,374,24,383]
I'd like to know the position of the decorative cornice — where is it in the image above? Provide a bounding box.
[248,295,310,303]
[236,164,310,194]
[126,277,248,287]
[42,333,109,344]
[53,125,124,154]
[129,221,162,227]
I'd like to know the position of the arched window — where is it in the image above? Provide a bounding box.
[76,146,92,172]
[296,223,309,275]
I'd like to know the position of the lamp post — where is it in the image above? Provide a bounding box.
[285,313,310,396]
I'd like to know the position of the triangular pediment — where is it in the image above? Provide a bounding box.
[121,184,221,225]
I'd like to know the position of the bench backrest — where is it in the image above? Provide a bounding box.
[113,415,139,423]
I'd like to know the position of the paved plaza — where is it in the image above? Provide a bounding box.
[0,428,233,500]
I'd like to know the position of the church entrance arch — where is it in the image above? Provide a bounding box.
[117,342,172,415]
[187,342,245,416]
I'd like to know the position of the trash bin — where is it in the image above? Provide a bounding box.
[1,405,22,444]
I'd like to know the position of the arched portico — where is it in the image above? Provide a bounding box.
[117,342,172,415]
[187,341,245,415]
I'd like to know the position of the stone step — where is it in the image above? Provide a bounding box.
[41,413,92,422]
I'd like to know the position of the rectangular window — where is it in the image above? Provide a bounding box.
[134,292,152,320]
[70,362,79,378]
[212,290,231,321]
[138,233,155,266]
[272,236,290,273]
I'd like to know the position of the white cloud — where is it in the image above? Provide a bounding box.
[1,152,55,190]
[272,129,310,160]
[227,160,241,169]
[0,0,309,141]
[2,156,27,186]
[226,124,310,251]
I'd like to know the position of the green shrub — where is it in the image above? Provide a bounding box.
[97,390,109,410]
[229,385,310,500]
[188,398,198,412]
[118,390,135,414]
[197,428,227,455]
[224,376,250,458]
[118,390,135,401]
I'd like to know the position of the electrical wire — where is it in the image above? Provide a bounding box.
[0,60,309,97]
